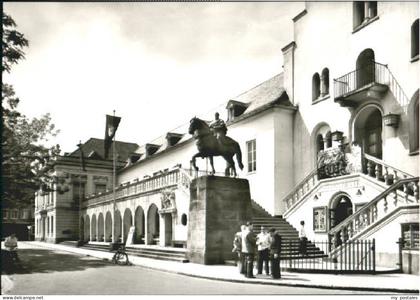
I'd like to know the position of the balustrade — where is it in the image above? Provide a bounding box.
[283,169,319,210]
[82,168,183,208]
[329,177,419,248]
[363,154,412,185]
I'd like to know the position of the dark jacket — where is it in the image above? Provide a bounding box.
[242,230,256,254]
[269,233,281,256]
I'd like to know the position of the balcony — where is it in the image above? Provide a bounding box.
[334,62,389,107]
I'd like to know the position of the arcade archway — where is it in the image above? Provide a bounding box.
[91,214,97,241]
[147,204,160,244]
[105,211,112,242]
[134,206,145,244]
[98,213,104,242]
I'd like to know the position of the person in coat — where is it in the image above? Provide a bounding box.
[241,222,256,278]
[269,228,281,279]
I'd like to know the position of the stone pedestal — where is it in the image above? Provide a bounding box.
[187,176,253,265]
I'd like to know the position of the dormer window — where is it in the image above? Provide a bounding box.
[166,132,183,147]
[226,100,248,121]
[145,144,160,157]
[128,153,141,164]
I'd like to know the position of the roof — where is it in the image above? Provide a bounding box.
[69,138,139,162]
[230,73,293,114]
[121,73,296,172]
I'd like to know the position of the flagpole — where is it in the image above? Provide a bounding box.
[112,110,117,244]
[77,141,83,244]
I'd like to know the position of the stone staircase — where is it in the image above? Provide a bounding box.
[125,246,188,263]
[59,240,81,247]
[252,216,327,259]
[68,242,189,263]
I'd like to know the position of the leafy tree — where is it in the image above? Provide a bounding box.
[2,12,61,208]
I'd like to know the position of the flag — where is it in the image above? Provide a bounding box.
[104,114,121,159]
[77,141,86,171]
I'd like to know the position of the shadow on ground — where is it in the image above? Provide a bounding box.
[2,248,110,275]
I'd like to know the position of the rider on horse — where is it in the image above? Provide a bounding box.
[210,112,227,145]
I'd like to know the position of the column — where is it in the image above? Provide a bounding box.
[159,213,165,247]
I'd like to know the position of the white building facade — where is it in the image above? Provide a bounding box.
[35,2,419,273]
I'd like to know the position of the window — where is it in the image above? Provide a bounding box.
[10,209,18,219]
[247,139,256,172]
[73,182,86,202]
[3,209,9,220]
[411,19,419,60]
[313,207,327,232]
[51,216,54,235]
[402,223,419,249]
[312,73,320,101]
[95,184,107,194]
[408,91,419,154]
[353,1,378,29]
[321,68,330,96]
[181,214,187,226]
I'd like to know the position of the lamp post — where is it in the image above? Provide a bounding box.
[27,225,32,241]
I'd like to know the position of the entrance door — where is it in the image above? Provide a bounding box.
[365,127,382,159]
[164,214,173,246]
[330,196,353,229]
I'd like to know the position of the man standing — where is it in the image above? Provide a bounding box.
[299,220,307,256]
[269,228,281,279]
[241,222,256,278]
[232,225,246,274]
[256,226,271,275]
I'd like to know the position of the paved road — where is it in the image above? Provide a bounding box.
[2,245,384,295]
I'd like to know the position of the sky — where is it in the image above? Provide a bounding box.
[4,2,304,153]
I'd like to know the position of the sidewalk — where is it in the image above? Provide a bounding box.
[22,242,420,293]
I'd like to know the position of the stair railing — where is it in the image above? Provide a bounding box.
[329,177,419,247]
[385,65,410,113]
[363,153,414,185]
[283,168,319,211]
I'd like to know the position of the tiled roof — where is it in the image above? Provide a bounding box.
[231,73,292,114]
[69,138,138,162]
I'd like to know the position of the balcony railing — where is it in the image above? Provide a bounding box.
[334,61,388,99]
[334,61,410,111]
[82,167,222,208]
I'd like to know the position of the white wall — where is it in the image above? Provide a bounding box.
[287,2,419,184]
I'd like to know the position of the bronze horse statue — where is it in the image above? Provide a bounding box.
[188,117,244,177]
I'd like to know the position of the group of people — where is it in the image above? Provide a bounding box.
[232,222,281,279]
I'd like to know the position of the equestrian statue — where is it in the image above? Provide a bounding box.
[188,112,244,177]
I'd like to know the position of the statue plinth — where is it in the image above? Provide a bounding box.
[187,176,252,265]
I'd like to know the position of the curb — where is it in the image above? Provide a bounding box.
[128,263,420,294]
[23,242,419,294]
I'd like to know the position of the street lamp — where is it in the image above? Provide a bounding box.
[27,225,32,241]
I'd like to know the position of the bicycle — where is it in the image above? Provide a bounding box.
[111,244,129,265]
